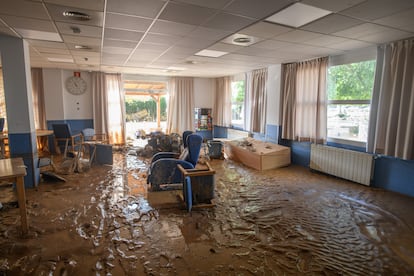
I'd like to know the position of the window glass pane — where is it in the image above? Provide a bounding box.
[327,59,376,144]
[327,104,370,142]
[327,60,376,101]
[231,80,245,127]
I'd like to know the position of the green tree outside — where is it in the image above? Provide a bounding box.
[125,96,167,122]
[327,60,376,100]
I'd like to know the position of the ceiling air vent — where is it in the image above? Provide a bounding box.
[63,11,91,21]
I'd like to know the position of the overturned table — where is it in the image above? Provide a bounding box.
[225,138,291,171]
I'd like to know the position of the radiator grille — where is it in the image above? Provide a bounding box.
[310,144,374,186]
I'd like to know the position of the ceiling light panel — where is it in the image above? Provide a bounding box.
[266,3,332,28]
[47,57,74,63]
[195,49,228,57]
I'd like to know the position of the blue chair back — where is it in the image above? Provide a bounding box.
[52,123,72,138]
[81,128,95,141]
[182,130,193,148]
[186,134,203,166]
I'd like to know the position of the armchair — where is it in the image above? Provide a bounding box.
[147,133,203,191]
[52,123,82,158]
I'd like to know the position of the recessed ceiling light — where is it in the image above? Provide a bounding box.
[234,37,251,44]
[47,57,74,63]
[63,11,91,21]
[266,3,331,28]
[195,49,228,58]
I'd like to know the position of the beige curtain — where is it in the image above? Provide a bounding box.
[92,72,125,145]
[213,76,232,127]
[0,68,7,132]
[245,68,267,133]
[31,68,46,130]
[367,38,414,160]
[281,57,328,143]
[281,63,297,140]
[166,77,194,134]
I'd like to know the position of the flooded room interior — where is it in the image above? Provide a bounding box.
[1,0,414,275]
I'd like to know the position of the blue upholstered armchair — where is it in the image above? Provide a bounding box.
[147,133,203,191]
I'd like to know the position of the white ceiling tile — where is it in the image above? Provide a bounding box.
[172,0,232,9]
[358,29,412,44]
[103,47,133,55]
[274,30,323,43]
[104,28,144,42]
[305,35,348,46]
[159,2,216,25]
[56,22,102,38]
[62,35,101,45]
[102,53,129,64]
[302,0,366,12]
[333,23,391,39]
[143,33,182,45]
[203,12,254,31]
[71,50,100,57]
[253,39,294,50]
[106,0,166,18]
[137,43,171,52]
[105,13,153,32]
[130,49,163,61]
[46,4,103,27]
[27,39,67,49]
[150,20,197,36]
[0,0,49,20]
[103,39,137,49]
[234,46,280,57]
[44,0,105,11]
[224,0,293,19]
[340,0,414,21]
[375,8,414,32]
[34,47,71,55]
[1,16,56,32]
[301,14,363,34]
[175,36,215,48]
[187,27,232,40]
[327,39,374,51]
[207,42,243,52]
[239,22,292,39]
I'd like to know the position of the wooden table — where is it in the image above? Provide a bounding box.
[0,158,28,234]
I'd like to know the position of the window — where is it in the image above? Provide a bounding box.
[123,80,168,139]
[327,60,376,145]
[231,80,245,128]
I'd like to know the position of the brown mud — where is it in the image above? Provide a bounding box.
[0,152,413,275]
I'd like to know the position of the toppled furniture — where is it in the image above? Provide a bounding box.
[225,138,291,170]
[52,123,82,158]
[178,162,216,212]
[81,128,111,166]
[147,133,203,191]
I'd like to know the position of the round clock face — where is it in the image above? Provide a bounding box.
[66,76,87,95]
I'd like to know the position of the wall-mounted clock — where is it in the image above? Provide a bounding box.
[66,76,87,95]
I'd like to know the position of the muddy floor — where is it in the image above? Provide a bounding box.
[0,150,414,275]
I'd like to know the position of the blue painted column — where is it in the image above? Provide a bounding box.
[0,35,39,188]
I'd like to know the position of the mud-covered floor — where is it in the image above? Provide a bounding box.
[0,151,414,275]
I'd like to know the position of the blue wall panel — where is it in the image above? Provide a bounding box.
[373,156,414,197]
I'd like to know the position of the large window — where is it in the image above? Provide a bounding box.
[327,60,376,145]
[231,80,245,128]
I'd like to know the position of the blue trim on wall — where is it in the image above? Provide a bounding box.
[373,156,414,197]
[213,125,228,138]
[8,132,39,188]
[326,141,365,152]
[280,140,311,167]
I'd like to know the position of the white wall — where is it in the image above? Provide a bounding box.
[43,69,92,121]
[194,77,214,109]
[266,64,282,126]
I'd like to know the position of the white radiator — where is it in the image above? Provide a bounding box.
[310,144,374,186]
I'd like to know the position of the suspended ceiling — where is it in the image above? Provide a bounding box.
[0,0,413,77]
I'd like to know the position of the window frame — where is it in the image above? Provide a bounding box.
[326,49,377,147]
